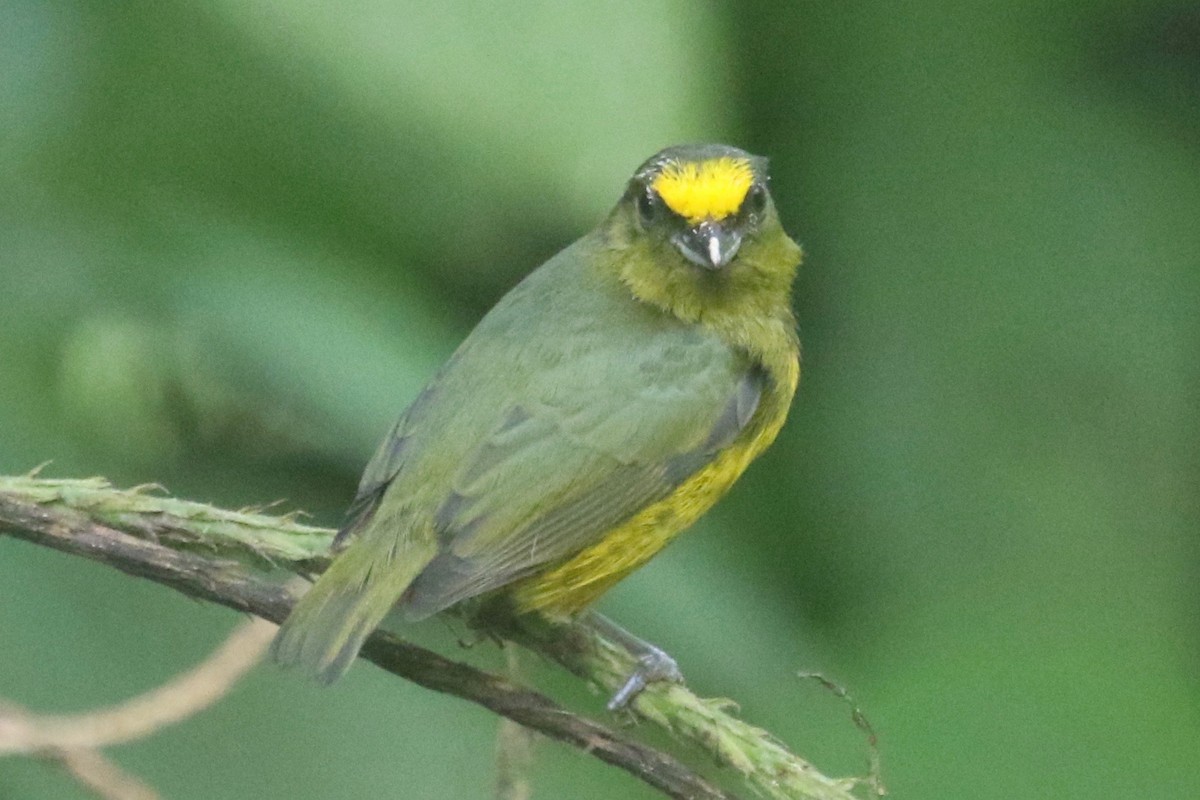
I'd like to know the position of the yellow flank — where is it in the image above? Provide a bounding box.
[651,157,755,224]
[510,357,799,618]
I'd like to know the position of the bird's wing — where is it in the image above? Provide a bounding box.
[398,341,764,617]
[334,381,441,548]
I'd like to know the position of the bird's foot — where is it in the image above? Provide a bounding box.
[606,641,684,711]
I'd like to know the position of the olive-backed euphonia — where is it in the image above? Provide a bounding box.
[272,143,803,705]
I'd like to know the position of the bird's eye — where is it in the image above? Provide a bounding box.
[745,184,767,216]
[636,189,661,227]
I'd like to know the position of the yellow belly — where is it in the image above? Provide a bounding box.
[509,362,797,618]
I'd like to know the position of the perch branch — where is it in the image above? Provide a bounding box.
[0,475,867,800]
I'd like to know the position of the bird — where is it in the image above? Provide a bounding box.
[271,143,803,707]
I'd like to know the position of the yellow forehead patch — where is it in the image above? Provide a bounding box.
[651,156,755,224]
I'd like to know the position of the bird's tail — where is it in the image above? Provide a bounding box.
[270,533,434,684]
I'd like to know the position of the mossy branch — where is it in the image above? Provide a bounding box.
[0,474,870,800]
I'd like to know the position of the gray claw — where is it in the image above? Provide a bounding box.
[607,649,684,711]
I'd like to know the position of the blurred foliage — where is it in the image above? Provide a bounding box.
[2,1,1199,798]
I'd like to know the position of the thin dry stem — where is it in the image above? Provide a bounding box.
[494,647,536,800]
[53,749,162,800]
[0,618,274,754]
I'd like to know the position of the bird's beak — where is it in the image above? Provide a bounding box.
[672,220,742,271]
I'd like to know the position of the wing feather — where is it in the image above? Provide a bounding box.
[401,366,764,617]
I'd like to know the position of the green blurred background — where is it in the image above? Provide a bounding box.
[2,2,1198,798]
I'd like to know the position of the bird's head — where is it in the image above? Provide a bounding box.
[605,144,801,322]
